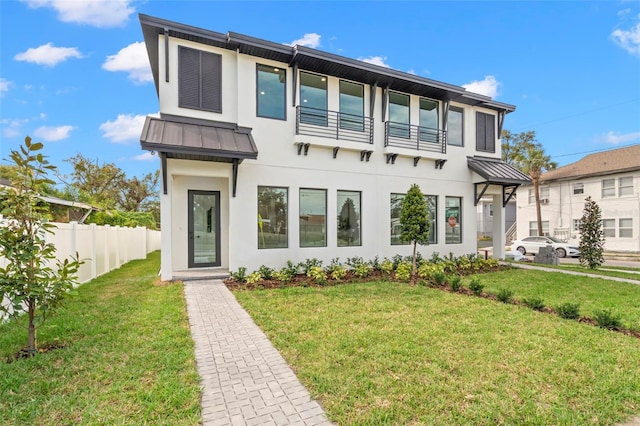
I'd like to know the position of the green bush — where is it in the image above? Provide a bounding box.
[449,275,462,292]
[417,262,445,280]
[593,309,622,330]
[306,265,326,285]
[257,265,274,280]
[432,271,447,287]
[230,267,247,283]
[469,277,484,296]
[496,288,514,304]
[246,271,263,284]
[301,258,323,275]
[380,259,394,275]
[395,261,412,282]
[87,210,157,229]
[523,297,545,311]
[556,302,580,320]
[353,263,372,278]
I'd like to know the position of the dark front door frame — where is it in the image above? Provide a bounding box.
[188,190,221,268]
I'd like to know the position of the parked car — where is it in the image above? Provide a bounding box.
[511,236,580,258]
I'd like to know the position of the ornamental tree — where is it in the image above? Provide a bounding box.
[0,136,81,354]
[578,196,605,269]
[399,184,430,278]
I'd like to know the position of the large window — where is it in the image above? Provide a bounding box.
[300,188,326,247]
[445,196,462,244]
[388,92,410,138]
[300,72,327,126]
[619,218,633,238]
[419,98,438,143]
[447,106,464,146]
[390,193,437,245]
[339,80,364,132]
[257,186,288,249]
[528,221,549,236]
[179,46,222,112]
[602,179,615,198]
[257,64,285,120]
[603,219,615,237]
[476,112,495,152]
[425,195,437,244]
[337,190,361,247]
[619,177,633,196]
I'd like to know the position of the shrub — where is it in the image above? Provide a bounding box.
[346,256,365,268]
[380,258,394,275]
[231,267,247,283]
[395,261,412,282]
[307,265,327,285]
[523,297,545,311]
[496,288,514,304]
[417,262,445,280]
[429,252,442,263]
[273,268,293,283]
[391,254,404,270]
[353,263,372,278]
[449,275,462,292]
[325,258,346,281]
[556,302,580,320]
[301,258,323,275]
[432,271,447,287]
[257,265,274,280]
[283,260,300,277]
[469,277,484,296]
[594,309,622,330]
[369,255,381,271]
[246,271,263,284]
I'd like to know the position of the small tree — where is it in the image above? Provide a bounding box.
[0,136,81,354]
[578,196,605,269]
[399,184,430,278]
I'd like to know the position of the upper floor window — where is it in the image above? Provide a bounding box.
[619,176,633,196]
[256,64,286,120]
[476,112,495,153]
[419,98,439,143]
[572,183,584,195]
[339,80,364,132]
[602,179,615,198]
[447,106,464,146]
[529,187,549,203]
[388,92,410,138]
[179,46,222,113]
[300,72,327,126]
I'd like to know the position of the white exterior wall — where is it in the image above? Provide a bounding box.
[516,172,640,252]
[157,36,511,277]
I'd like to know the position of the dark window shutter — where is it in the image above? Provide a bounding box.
[476,112,486,151]
[201,51,222,112]
[485,113,495,152]
[178,46,222,113]
[179,46,201,109]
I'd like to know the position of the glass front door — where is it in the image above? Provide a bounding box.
[188,190,221,268]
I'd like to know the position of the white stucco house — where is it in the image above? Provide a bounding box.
[137,14,531,281]
[516,144,640,253]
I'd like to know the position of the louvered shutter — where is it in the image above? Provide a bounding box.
[201,51,222,112]
[476,112,486,151]
[485,113,495,152]
[179,46,201,109]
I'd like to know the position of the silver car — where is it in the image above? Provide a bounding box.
[511,236,580,258]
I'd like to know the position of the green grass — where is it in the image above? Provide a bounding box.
[478,269,640,330]
[236,282,640,425]
[0,251,201,425]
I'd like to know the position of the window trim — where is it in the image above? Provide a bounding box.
[602,178,616,198]
[619,218,633,238]
[256,64,286,121]
[447,106,464,147]
[387,91,411,139]
[299,187,327,248]
[603,218,615,238]
[572,183,584,195]
[619,176,633,197]
[337,189,362,247]
[338,79,365,133]
[257,186,289,249]
[445,196,463,244]
[299,71,328,126]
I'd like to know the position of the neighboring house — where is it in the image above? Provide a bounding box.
[516,144,640,252]
[138,14,531,280]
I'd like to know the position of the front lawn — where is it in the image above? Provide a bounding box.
[236,281,640,425]
[0,251,201,425]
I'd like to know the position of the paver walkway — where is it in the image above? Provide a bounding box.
[184,279,333,426]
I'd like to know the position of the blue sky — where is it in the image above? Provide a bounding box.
[1,0,639,181]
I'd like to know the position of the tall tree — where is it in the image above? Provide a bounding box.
[116,170,160,212]
[61,154,126,209]
[399,184,430,278]
[0,137,81,354]
[578,196,605,269]
[502,130,556,236]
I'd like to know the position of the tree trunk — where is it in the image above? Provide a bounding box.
[28,298,37,353]
[412,241,417,279]
[533,176,543,236]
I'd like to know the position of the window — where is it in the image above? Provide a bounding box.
[257,64,285,120]
[339,80,364,131]
[419,98,439,143]
[603,219,615,237]
[488,203,494,217]
[619,177,633,196]
[426,195,437,244]
[447,106,464,146]
[528,221,549,236]
[300,188,326,247]
[337,190,361,246]
[572,183,584,195]
[300,72,327,126]
[602,179,615,198]
[529,187,548,203]
[528,189,535,204]
[445,196,462,244]
[619,218,633,238]
[390,193,408,245]
[388,92,410,138]
[573,219,581,232]
[476,112,495,152]
[179,46,222,112]
[257,186,288,249]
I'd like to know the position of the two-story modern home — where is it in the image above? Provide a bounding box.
[138,14,531,281]
[516,144,639,252]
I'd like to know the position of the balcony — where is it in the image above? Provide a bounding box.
[384,122,446,154]
[295,106,373,145]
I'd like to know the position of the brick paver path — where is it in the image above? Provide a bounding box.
[184,279,333,426]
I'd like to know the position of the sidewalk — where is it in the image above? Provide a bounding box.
[507,262,640,286]
[184,279,333,426]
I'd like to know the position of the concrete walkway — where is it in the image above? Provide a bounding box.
[508,262,640,285]
[184,279,333,426]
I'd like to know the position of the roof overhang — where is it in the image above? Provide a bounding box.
[467,156,532,207]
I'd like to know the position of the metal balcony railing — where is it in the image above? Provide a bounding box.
[295,106,373,144]
[384,121,446,154]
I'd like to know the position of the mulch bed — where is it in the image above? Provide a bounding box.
[5,340,66,363]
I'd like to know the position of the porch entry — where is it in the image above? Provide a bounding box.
[188,190,221,268]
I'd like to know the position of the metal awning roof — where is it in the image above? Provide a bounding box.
[467,156,531,206]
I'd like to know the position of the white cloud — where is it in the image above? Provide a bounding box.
[289,33,321,48]
[462,75,500,98]
[33,125,74,141]
[611,19,640,57]
[407,69,417,75]
[14,43,82,67]
[23,0,134,28]
[598,130,640,145]
[134,152,156,161]
[358,56,390,68]
[100,113,147,143]
[1,118,28,138]
[102,41,152,84]
[0,78,11,95]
